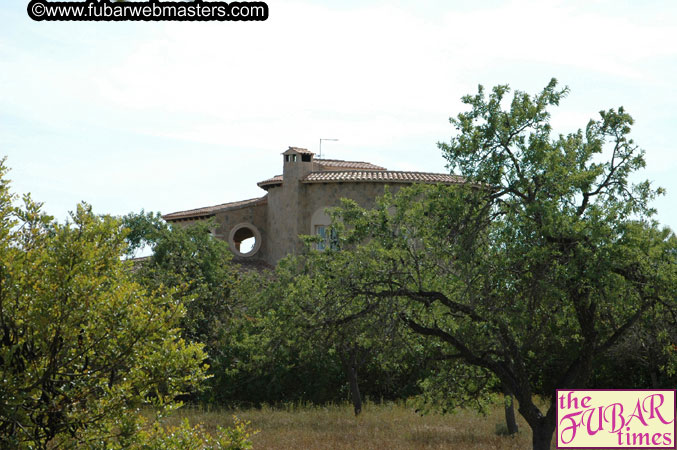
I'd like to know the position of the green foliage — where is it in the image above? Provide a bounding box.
[124,213,361,408]
[594,300,677,388]
[0,158,249,449]
[260,253,430,413]
[132,416,255,450]
[292,80,677,449]
[122,213,243,403]
[219,254,431,411]
[123,212,237,347]
[415,361,498,415]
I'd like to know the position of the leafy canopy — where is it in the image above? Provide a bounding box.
[0,159,252,449]
[292,79,677,450]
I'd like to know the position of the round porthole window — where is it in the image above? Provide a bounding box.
[228,223,262,257]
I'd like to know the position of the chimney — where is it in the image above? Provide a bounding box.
[282,146,314,183]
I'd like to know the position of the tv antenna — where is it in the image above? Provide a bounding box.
[318,138,338,159]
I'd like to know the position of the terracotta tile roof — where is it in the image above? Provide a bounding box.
[302,170,465,184]
[315,159,386,171]
[163,196,267,221]
[257,175,283,189]
[257,167,463,189]
[283,146,314,155]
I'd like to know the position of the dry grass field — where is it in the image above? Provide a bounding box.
[167,400,547,449]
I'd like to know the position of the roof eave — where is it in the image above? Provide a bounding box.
[162,196,267,222]
[301,179,462,184]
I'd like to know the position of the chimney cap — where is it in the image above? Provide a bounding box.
[282,147,314,155]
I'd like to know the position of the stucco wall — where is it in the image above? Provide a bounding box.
[265,180,407,264]
[264,155,315,263]
[299,182,405,236]
[265,184,294,263]
[213,202,268,262]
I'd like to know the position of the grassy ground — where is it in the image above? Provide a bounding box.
[167,400,543,449]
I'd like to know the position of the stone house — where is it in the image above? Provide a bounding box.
[162,147,463,267]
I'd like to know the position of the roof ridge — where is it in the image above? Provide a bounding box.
[302,170,464,184]
[316,158,374,163]
[163,196,267,220]
[315,160,387,170]
[310,168,459,175]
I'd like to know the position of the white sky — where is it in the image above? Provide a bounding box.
[1,0,676,229]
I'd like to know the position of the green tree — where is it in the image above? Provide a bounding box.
[255,251,430,415]
[123,212,237,347]
[0,160,251,449]
[124,213,352,408]
[122,212,242,404]
[300,80,677,449]
[595,302,677,389]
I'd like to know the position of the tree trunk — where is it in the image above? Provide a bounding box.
[346,364,362,416]
[504,394,518,435]
[530,420,555,450]
[517,394,556,450]
[339,350,363,416]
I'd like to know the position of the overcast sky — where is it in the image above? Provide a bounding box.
[1,0,676,229]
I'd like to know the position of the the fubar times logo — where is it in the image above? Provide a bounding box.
[557,389,676,448]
